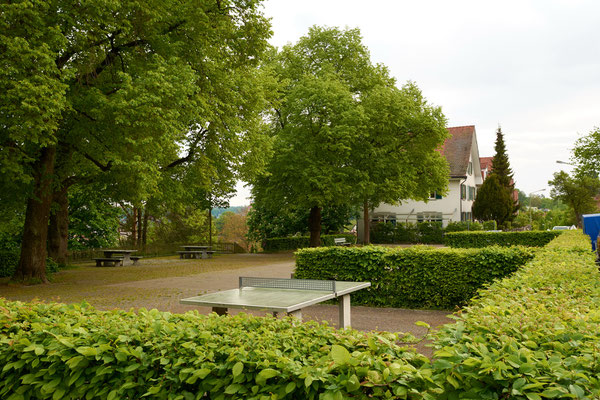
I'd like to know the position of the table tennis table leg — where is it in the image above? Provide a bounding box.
[287,310,302,321]
[339,294,351,329]
[212,307,228,316]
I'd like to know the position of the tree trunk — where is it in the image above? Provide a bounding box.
[363,200,370,245]
[48,187,69,265]
[136,207,142,248]
[308,206,321,247]
[131,207,138,245]
[13,145,57,283]
[208,208,212,246]
[142,207,149,249]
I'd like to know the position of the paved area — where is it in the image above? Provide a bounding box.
[107,255,454,356]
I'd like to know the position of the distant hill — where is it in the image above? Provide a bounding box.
[212,206,246,219]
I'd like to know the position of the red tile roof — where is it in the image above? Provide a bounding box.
[480,156,493,170]
[440,125,475,178]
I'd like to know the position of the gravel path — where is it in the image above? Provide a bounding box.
[107,255,454,356]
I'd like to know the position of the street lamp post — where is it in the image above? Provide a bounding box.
[529,188,546,227]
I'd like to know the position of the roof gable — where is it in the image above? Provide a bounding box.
[441,125,476,177]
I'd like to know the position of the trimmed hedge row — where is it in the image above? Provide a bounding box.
[294,245,535,309]
[371,221,498,245]
[429,230,600,398]
[444,230,561,248]
[263,234,356,252]
[0,301,431,400]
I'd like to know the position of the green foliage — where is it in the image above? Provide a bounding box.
[482,220,497,230]
[263,234,357,252]
[472,174,514,227]
[370,221,485,244]
[67,187,121,250]
[0,300,430,399]
[549,170,600,226]
[429,230,600,398]
[444,221,484,232]
[294,246,534,309]
[445,230,561,248]
[247,201,356,244]
[149,207,210,245]
[572,126,600,176]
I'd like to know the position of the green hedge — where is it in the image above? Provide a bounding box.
[0,301,431,400]
[370,221,498,244]
[428,230,600,398]
[444,230,561,248]
[294,245,535,309]
[263,234,356,252]
[0,251,60,278]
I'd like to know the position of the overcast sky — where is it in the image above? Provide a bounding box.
[230,0,600,205]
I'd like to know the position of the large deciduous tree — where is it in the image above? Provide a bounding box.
[1,0,271,282]
[549,171,600,227]
[572,126,600,177]
[356,82,449,244]
[252,26,448,246]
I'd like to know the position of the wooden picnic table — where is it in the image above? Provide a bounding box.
[178,245,215,259]
[102,249,138,265]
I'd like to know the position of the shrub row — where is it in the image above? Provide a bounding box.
[263,234,356,252]
[0,301,431,400]
[428,230,600,398]
[294,245,535,309]
[444,230,562,248]
[370,221,497,245]
[0,251,60,279]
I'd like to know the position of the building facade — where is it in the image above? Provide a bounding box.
[357,126,483,240]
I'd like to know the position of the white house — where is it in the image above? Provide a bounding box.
[357,125,483,240]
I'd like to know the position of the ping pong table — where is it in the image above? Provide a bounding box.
[180,277,370,328]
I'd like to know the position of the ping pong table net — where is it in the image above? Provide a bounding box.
[239,277,336,292]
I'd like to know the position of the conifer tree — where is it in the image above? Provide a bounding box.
[491,126,514,188]
[472,174,513,225]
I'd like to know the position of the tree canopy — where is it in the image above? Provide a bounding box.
[1,0,273,281]
[251,26,448,246]
[472,174,514,225]
[572,127,600,177]
[549,171,600,227]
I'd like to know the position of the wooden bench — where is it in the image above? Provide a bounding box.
[93,258,123,267]
[334,237,351,246]
[130,256,143,265]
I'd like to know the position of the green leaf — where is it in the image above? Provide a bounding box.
[232,362,244,377]
[76,346,97,357]
[345,374,360,392]
[331,344,350,365]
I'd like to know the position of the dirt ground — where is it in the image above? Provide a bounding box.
[1,253,454,356]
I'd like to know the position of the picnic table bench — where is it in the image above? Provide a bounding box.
[92,257,123,267]
[179,245,215,259]
[334,237,351,246]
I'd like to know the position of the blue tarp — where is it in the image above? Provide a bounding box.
[582,213,600,251]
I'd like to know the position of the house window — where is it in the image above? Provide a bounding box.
[468,186,475,201]
[429,192,443,200]
[417,212,443,223]
[460,184,466,200]
[461,212,472,221]
[468,162,473,175]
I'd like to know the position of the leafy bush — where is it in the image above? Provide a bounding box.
[263,234,356,252]
[294,245,534,309]
[417,222,444,244]
[0,301,431,400]
[428,230,600,398]
[444,221,483,232]
[0,250,19,278]
[445,230,561,248]
[482,220,497,230]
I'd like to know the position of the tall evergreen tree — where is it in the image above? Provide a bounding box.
[490,126,519,220]
[472,174,513,225]
[491,126,514,188]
